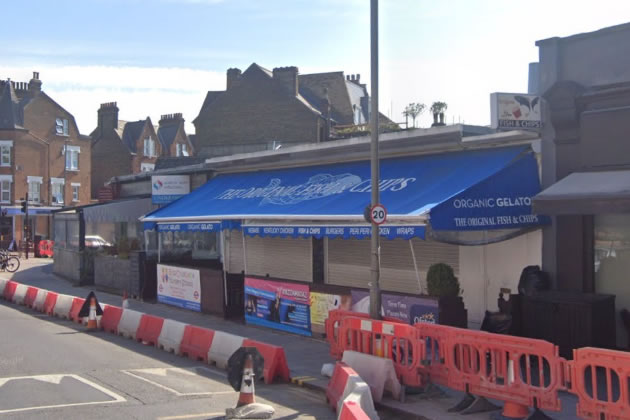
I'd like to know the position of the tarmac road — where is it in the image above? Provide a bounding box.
[0,301,338,420]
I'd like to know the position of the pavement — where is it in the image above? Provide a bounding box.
[1,257,581,420]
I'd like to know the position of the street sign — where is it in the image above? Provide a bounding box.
[370,204,387,225]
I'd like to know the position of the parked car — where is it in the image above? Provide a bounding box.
[85,235,112,249]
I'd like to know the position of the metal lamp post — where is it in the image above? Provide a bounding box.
[369,0,382,319]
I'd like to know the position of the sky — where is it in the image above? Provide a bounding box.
[2,0,630,134]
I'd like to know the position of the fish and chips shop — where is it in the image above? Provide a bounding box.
[141,137,548,335]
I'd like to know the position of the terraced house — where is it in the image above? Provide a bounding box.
[0,72,91,247]
[90,103,195,199]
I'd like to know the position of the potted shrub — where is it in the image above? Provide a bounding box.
[427,262,467,327]
[430,101,448,126]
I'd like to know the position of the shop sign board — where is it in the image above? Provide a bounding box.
[491,92,542,129]
[152,175,190,204]
[157,264,201,312]
[310,291,352,334]
[244,277,311,336]
[351,290,439,325]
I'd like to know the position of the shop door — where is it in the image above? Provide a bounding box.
[0,216,12,248]
[225,273,244,319]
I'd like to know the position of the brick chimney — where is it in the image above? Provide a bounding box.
[226,68,242,90]
[159,113,184,126]
[347,74,361,85]
[28,71,42,94]
[97,102,119,134]
[273,66,299,96]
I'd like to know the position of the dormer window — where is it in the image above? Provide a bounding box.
[144,137,156,157]
[176,143,189,157]
[55,118,69,136]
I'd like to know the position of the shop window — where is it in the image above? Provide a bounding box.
[595,214,630,347]
[0,180,10,203]
[158,230,220,261]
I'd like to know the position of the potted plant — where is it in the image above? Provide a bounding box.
[430,101,448,126]
[427,262,467,327]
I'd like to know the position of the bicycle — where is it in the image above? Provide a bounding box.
[0,249,20,272]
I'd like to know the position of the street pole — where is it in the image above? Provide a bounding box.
[24,192,29,260]
[369,0,381,320]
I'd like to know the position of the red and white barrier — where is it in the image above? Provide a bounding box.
[52,294,74,319]
[208,331,244,369]
[341,350,402,403]
[158,319,188,354]
[11,283,28,305]
[1,280,291,386]
[118,309,144,339]
[33,288,48,311]
[326,362,379,420]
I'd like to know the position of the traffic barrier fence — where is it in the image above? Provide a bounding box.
[180,325,215,362]
[43,292,58,315]
[101,305,123,333]
[53,294,74,319]
[136,314,165,346]
[3,280,16,301]
[242,338,291,384]
[33,289,48,311]
[11,283,28,305]
[208,331,244,369]
[24,287,39,307]
[69,297,86,323]
[118,309,144,339]
[158,319,188,354]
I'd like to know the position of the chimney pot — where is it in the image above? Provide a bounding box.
[272,66,299,96]
[227,68,242,90]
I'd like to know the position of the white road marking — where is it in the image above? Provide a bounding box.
[157,413,225,420]
[121,367,234,397]
[0,373,126,415]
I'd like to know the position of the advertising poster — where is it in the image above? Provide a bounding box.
[244,277,311,336]
[351,290,439,325]
[310,292,352,335]
[157,264,201,312]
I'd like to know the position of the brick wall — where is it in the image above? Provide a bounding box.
[194,69,321,157]
[91,131,132,198]
[131,122,161,173]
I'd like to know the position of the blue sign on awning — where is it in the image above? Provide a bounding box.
[243,225,425,240]
[157,222,221,232]
[142,145,546,233]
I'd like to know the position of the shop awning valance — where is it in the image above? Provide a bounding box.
[533,170,630,215]
[242,224,426,240]
[142,145,547,232]
[83,198,154,223]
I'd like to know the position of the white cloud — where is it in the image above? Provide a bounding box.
[0,64,225,134]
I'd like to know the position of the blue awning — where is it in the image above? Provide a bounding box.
[142,145,547,232]
[243,225,425,240]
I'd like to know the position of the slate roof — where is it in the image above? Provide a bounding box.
[154,156,205,170]
[118,120,147,153]
[157,122,180,150]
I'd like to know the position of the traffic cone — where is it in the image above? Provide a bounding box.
[122,290,129,309]
[86,297,98,330]
[237,355,255,407]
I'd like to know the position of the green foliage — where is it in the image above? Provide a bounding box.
[426,263,460,297]
[430,101,448,114]
[402,102,426,127]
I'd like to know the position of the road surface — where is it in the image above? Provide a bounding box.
[0,300,339,420]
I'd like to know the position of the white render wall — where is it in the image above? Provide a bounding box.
[459,230,542,329]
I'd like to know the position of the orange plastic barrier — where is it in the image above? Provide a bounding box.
[337,316,425,388]
[42,292,58,315]
[136,314,165,346]
[326,362,359,412]
[415,322,458,388]
[69,297,86,323]
[570,347,630,420]
[445,329,566,415]
[180,325,215,362]
[24,287,39,307]
[3,281,16,301]
[326,310,373,359]
[242,338,291,384]
[339,401,370,420]
[101,305,123,333]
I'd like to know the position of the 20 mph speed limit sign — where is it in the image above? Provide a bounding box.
[370,204,387,225]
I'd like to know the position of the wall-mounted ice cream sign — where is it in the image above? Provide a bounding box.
[491,92,542,129]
